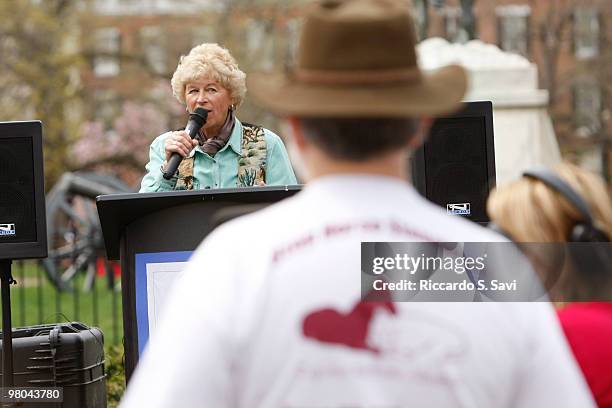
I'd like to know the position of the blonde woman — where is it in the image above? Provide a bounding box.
[488,162,612,408]
[140,43,296,192]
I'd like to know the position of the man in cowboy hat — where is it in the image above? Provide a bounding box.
[121,0,594,406]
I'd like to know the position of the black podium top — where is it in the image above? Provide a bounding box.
[96,185,301,260]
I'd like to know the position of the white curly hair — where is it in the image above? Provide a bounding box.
[170,43,247,107]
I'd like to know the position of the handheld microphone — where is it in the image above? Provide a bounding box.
[163,107,208,180]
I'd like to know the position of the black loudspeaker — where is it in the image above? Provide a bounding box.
[0,121,47,259]
[412,101,496,224]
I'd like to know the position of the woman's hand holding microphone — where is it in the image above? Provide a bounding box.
[162,131,199,172]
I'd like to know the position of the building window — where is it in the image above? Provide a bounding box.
[573,8,599,59]
[573,80,602,138]
[443,6,468,43]
[245,20,266,56]
[410,0,429,42]
[577,145,605,176]
[496,5,530,58]
[93,89,120,125]
[95,0,209,15]
[93,27,121,77]
[191,26,215,48]
[245,19,274,70]
[284,18,302,69]
[139,26,167,75]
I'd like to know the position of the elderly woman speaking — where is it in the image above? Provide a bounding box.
[140,43,297,192]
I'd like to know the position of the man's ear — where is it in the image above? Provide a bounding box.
[281,117,311,182]
[287,117,308,151]
[408,116,433,149]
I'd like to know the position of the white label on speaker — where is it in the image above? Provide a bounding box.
[447,203,471,216]
[0,224,16,236]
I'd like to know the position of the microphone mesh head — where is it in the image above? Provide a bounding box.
[191,107,208,126]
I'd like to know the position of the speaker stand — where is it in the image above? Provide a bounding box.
[0,260,15,388]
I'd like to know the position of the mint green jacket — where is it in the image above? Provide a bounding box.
[139,118,297,192]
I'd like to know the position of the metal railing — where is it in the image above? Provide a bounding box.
[6,260,122,348]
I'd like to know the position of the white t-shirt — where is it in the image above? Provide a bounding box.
[121,175,594,408]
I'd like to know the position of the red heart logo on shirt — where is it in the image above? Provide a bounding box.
[302,299,396,354]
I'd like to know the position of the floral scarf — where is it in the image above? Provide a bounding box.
[196,109,235,157]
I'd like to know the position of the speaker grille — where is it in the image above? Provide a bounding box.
[424,117,490,222]
[0,138,37,243]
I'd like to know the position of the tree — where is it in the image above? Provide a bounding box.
[530,0,575,107]
[0,0,84,189]
[72,93,173,188]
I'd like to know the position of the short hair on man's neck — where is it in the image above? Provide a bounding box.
[300,117,418,161]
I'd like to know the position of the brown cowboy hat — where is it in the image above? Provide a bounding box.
[248,0,467,118]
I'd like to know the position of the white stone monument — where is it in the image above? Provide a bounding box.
[417,38,561,185]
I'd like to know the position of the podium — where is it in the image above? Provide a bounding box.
[96,185,300,380]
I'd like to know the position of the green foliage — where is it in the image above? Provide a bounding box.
[106,344,126,408]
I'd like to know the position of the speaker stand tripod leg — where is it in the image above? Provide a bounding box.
[0,260,15,389]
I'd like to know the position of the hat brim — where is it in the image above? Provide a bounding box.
[247,65,467,118]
